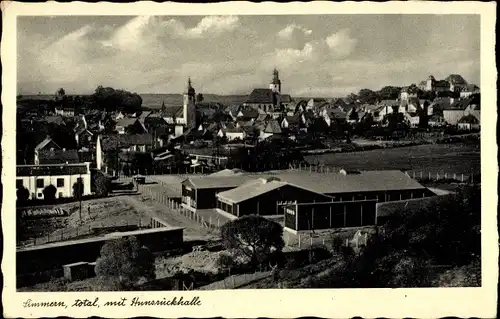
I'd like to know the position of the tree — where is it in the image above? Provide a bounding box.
[220,215,285,266]
[95,236,155,290]
[346,93,358,104]
[43,184,57,202]
[55,88,66,101]
[93,172,111,197]
[196,93,204,103]
[91,86,143,113]
[17,185,30,202]
[72,178,84,199]
[378,86,402,100]
[357,89,379,104]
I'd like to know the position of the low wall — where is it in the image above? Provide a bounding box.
[17,227,184,287]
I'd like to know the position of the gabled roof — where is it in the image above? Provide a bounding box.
[281,94,292,103]
[264,119,282,134]
[38,149,80,164]
[445,96,476,110]
[309,98,327,103]
[378,99,399,107]
[184,175,256,189]
[246,89,275,104]
[45,116,65,126]
[100,134,153,151]
[35,137,61,151]
[185,169,426,195]
[226,105,241,116]
[458,114,480,124]
[326,108,347,119]
[217,178,333,204]
[116,117,138,128]
[240,108,260,119]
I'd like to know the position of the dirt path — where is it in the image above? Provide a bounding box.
[123,194,217,241]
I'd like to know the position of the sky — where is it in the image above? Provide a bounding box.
[17,15,480,97]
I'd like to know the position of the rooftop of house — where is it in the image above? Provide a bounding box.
[444,95,479,110]
[280,94,292,104]
[37,149,80,164]
[45,116,66,126]
[35,137,61,151]
[100,134,153,151]
[246,88,276,104]
[458,114,480,124]
[115,117,138,128]
[264,119,282,134]
[16,162,90,177]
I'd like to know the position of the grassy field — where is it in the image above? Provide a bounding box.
[305,143,480,175]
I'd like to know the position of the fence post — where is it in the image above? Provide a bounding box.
[428,172,431,180]
[217,218,220,228]
[298,234,301,248]
[445,173,447,179]
[454,173,456,180]
[420,171,423,179]
[461,174,464,182]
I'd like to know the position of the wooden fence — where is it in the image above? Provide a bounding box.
[17,218,151,248]
[138,184,222,233]
[198,271,272,290]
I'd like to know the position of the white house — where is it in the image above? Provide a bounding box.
[16,162,92,200]
[217,127,246,141]
[457,115,480,131]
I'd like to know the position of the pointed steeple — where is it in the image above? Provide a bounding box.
[185,77,195,96]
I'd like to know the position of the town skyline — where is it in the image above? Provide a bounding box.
[18,15,479,97]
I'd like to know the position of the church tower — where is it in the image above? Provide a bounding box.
[269,68,281,93]
[183,77,196,128]
[426,75,435,92]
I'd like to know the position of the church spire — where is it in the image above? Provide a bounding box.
[185,77,195,96]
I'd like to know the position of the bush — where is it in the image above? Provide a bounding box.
[94,236,155,290]
[220,215,284,267]
[42,185,57,202]
[17,185,30,202]
[216,253,238,273]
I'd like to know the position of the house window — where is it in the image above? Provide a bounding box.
[57,178,64,187]
[37,192,43,198]
[36,179,44,188]
[16,179,23,189]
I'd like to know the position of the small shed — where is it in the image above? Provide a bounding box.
[62,261,91,282]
